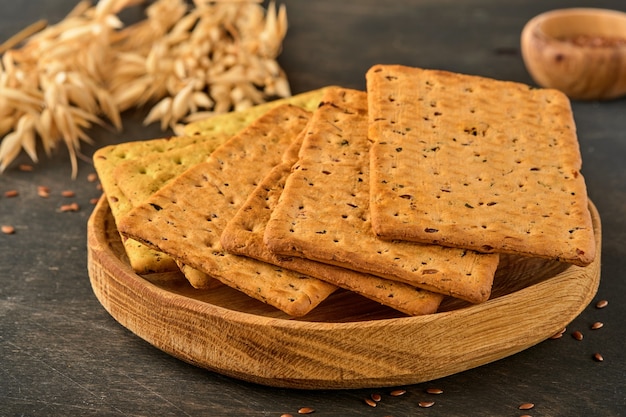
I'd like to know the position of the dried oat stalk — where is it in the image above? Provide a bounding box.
[0,0,289,177]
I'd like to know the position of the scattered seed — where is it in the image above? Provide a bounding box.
[37,186,50,198]
[280,414,293,417]
[2,225,15,234]
[364,398,377,407]
[426,388,444,395]
[371,393,382,402]
[593,352,604,362]
[87,173,98,182]
[19,164,33,171]
[390,389,406,397]
[572,330,583,341]
[596,299,608,309]
[519,403,535,410]
[61,190,75,197]
[418,401,435,408]
[60,202,80,212]
[591,321,604,330]
[297,407,314,414]
[90,197,100,205]
[549,327,566,339]
[4,190,18,197]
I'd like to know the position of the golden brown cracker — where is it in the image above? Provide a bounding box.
[264,87,499,303]
[118,105,336,316]
[94,88,327,274]
[366,64,595,266]
[221,158,444,316]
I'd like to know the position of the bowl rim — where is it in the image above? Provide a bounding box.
[525,7,626,46]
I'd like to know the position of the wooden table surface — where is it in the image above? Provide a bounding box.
[1,1,625,416]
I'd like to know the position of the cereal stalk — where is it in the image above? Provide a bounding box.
[0,0,290,177]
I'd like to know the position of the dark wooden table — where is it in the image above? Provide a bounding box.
[1,1,625,416]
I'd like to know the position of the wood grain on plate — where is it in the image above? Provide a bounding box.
[87,197,601,389]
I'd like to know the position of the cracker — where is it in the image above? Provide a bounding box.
[221,156,444,316]
[118,104,337,317]
[93,140,182,273]
[264,87,499,303]
[183,88,328,137]
[94,88,327,273]
[366,64,595,266]
[113,137,230,207]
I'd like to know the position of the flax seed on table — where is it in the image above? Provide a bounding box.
[2,225,15,234]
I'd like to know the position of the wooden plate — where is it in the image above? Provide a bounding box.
[87,197,601,389]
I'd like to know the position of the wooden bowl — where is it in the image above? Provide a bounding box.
[521,8,626,100]
[87,197,601,389]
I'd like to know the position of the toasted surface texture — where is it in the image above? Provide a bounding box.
[366,65,595,266]
[94,88,326,274]
[221,128,443,316]
[264,87,499,303]
[118,105,337,316]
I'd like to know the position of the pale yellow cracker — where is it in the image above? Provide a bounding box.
[264,87,499,303]
[113,137,230,207]
[183,88,328,137]
[93,140,184,273]
[118,105,337,317]
[366,64,595,266]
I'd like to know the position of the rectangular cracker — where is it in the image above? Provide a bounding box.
[117,104,337,316]
[221,155,444,316]
[264,87,499,303]
[93,139,186,273]
[93,88,327,273]
[366,64,595,266]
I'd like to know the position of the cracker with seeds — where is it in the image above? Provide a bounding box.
[366,65,595,266]
[118,104,337,316]
[93,88,327,273]
[264,87,499,303]
[221,125,444,316]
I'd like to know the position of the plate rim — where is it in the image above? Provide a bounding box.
[87,197,601,389]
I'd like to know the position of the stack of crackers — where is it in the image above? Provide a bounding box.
[94,65,596,317]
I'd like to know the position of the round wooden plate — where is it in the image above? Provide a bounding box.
[87,197,601,389]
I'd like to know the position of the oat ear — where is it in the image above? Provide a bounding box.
[0,0,288,176]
